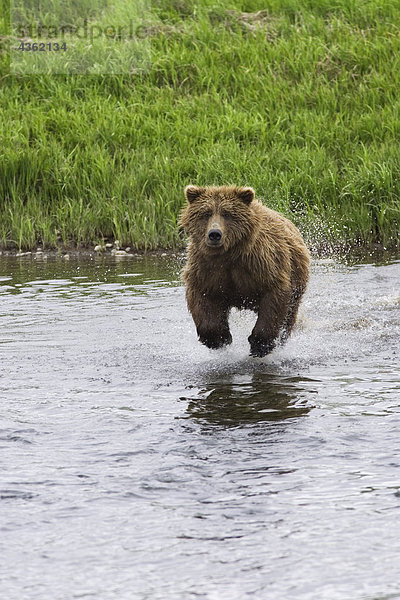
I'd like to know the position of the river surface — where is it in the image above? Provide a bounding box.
[0,252,399,600]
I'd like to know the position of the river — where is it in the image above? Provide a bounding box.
[0,252,399,600]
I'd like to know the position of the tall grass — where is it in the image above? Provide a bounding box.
[0,0,399,250]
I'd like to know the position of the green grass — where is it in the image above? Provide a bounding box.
[1,0,400,251]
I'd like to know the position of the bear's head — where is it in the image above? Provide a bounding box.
[179,185,256,253]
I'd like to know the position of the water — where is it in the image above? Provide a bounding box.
[0,252,399,600]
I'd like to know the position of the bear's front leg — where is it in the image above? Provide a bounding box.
[248,290,290,357]
[187,291,232,350]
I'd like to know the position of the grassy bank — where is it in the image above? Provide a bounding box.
[1,0,400,251]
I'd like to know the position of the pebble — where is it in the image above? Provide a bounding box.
[94,245,103,252]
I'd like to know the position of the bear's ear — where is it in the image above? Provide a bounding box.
[237,187,255,205]
[185,185,204,204]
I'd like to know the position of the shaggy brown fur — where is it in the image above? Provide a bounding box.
[179,185,310,357]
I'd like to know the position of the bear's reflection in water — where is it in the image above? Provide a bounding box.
[183,372,315,427]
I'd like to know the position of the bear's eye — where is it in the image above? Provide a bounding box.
[201,211,212,220]
[221,211,232,219]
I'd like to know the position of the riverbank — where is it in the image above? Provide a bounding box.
[0,245,183,261]
[1,0,399,251]
[1,242,398,268]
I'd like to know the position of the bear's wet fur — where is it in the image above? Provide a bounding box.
[179,185,310,357]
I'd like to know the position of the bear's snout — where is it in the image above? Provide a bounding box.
[207,228,223,245]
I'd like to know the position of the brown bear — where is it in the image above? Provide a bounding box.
[179,185,310,357]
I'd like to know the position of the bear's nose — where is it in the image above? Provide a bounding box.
[208,229,222,243]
